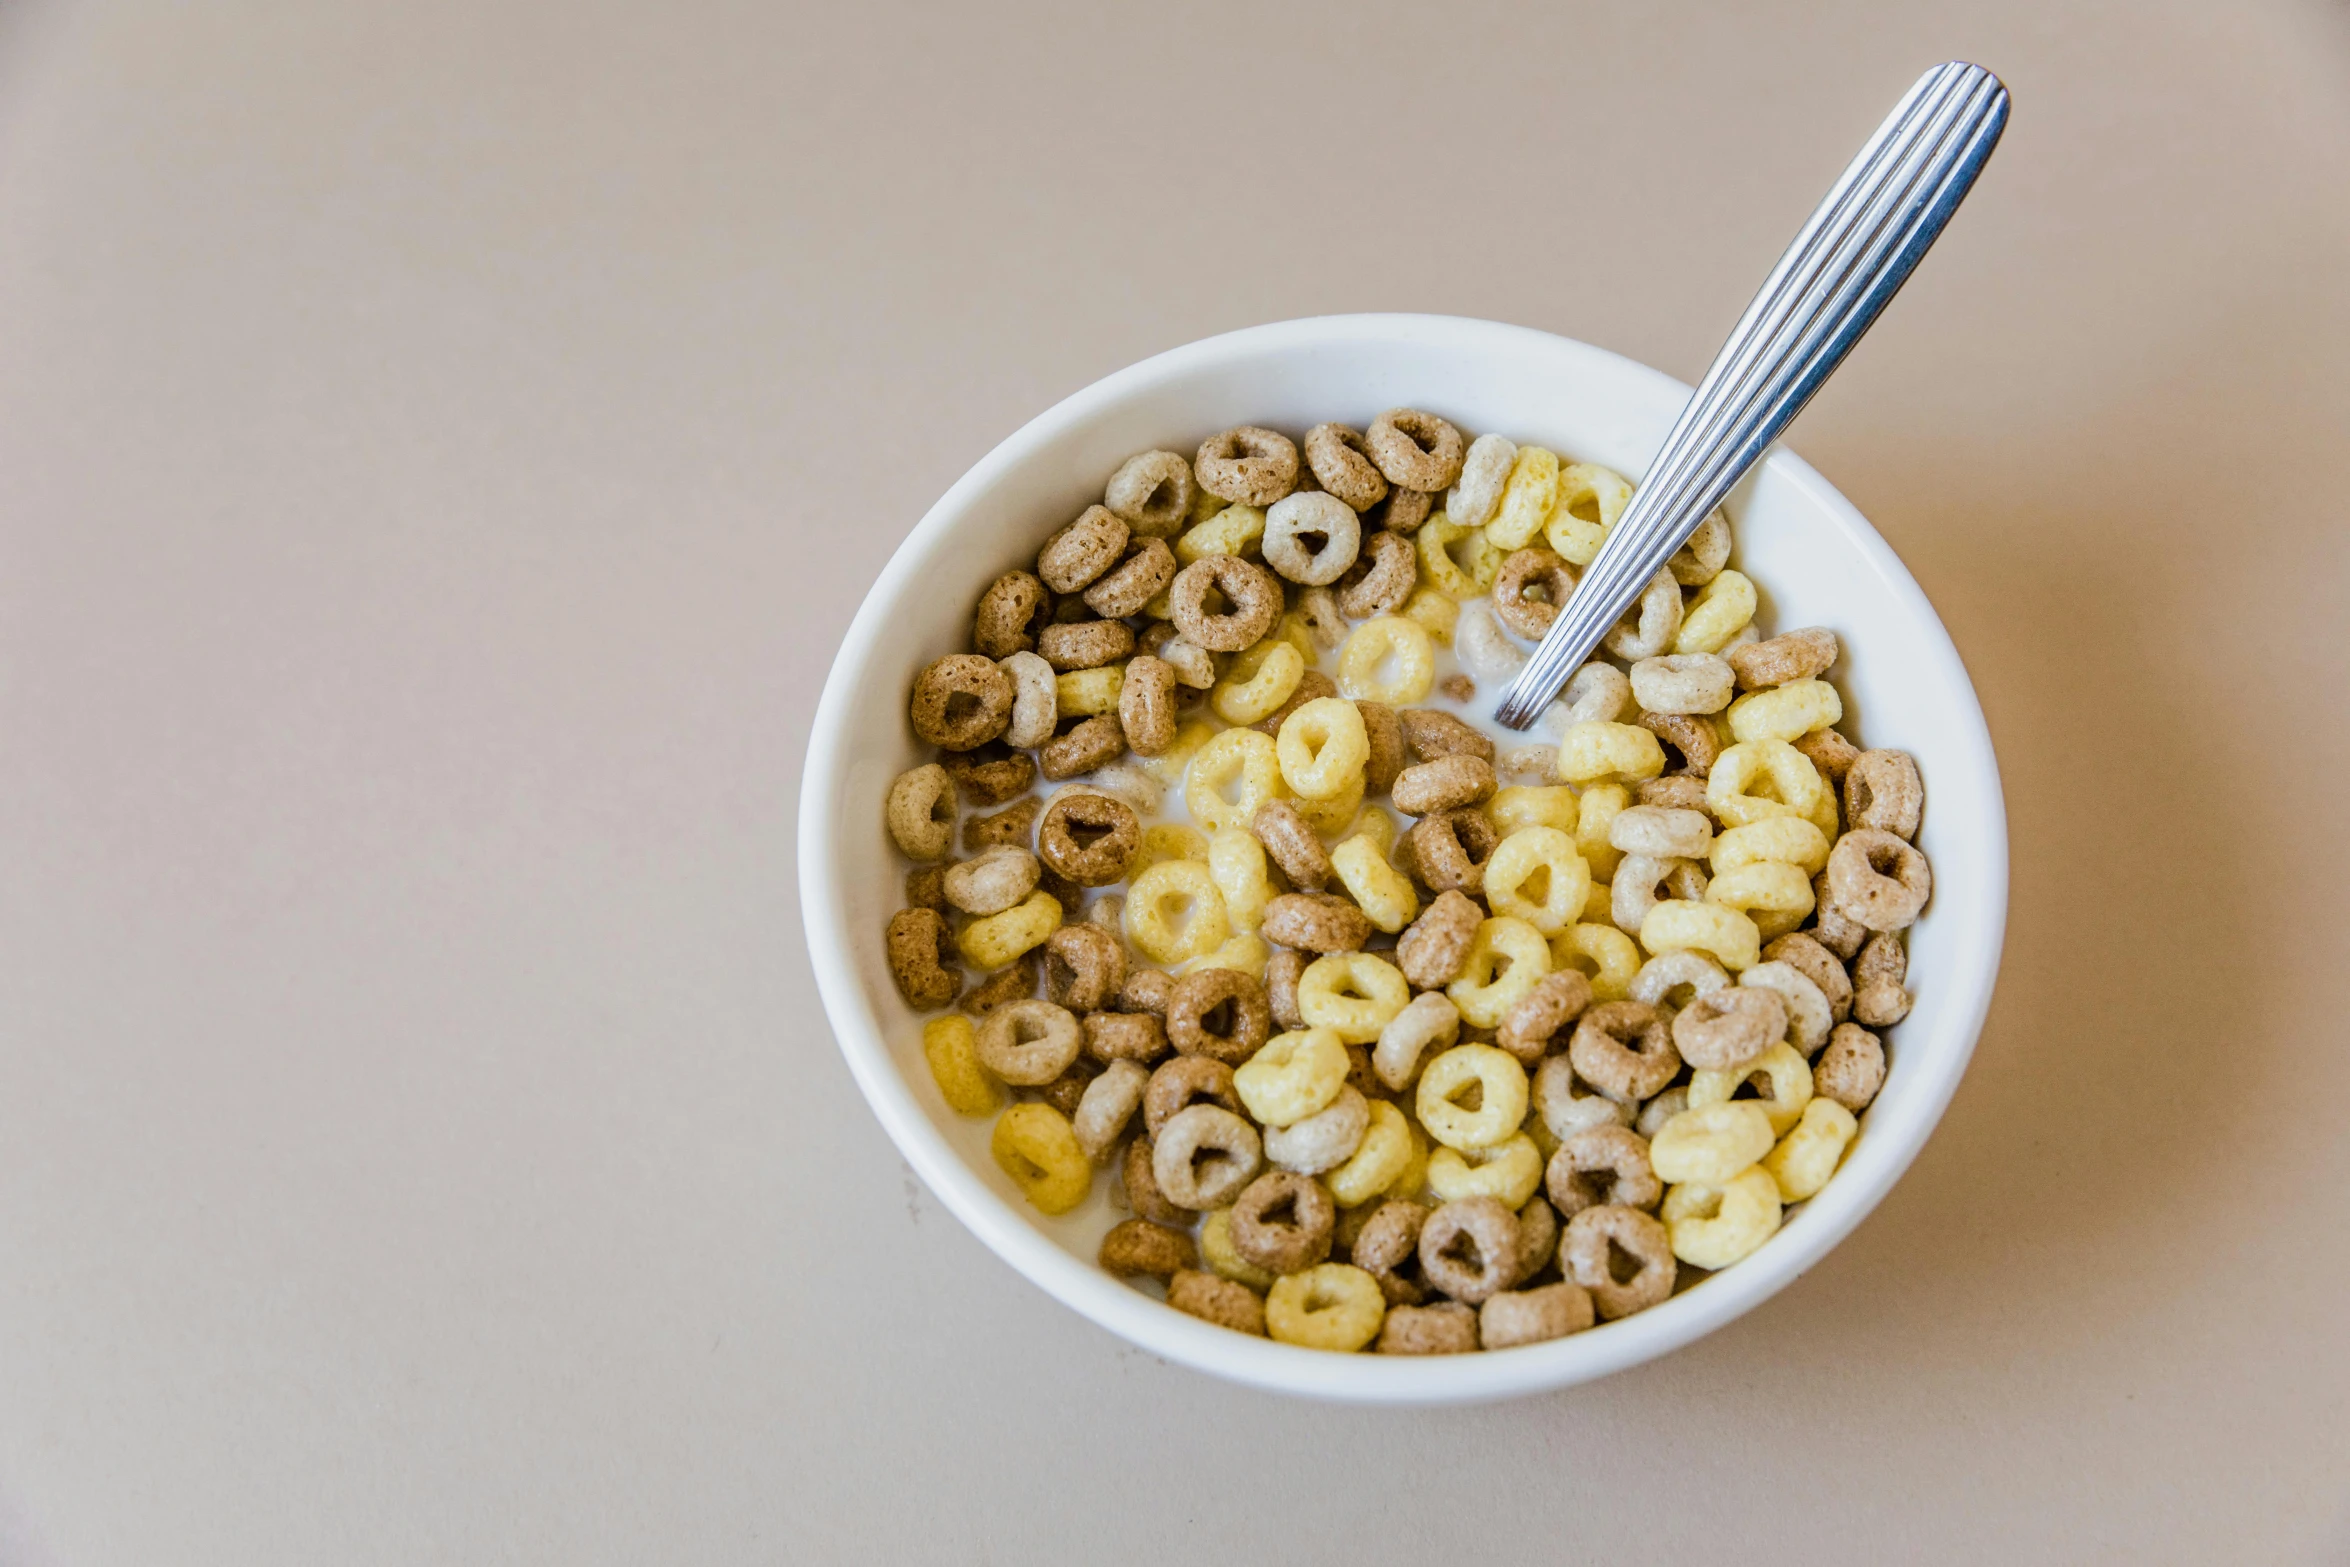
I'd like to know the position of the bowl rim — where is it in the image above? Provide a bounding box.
[798,313,2009,1404]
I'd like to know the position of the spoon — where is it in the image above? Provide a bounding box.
[1492,60,2010,729]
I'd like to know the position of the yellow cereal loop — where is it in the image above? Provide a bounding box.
[1650,1102,1776,1185]
[1726,679,1843,745]
[1211,639,1305,724]
[922,1016,1002,1117]
[1707,740,1830,829]
[1762,1098,1859,1202]
[1482,826,1592,936]
[1691,1042,1815,1137]
[1297,952,1412,1042]
[957,890,1063,969]
[1291,776,1366,839]
[1277,697,1372,800]
[1177,931,1271,982]
[1673,569,1757,654]
[1175,502,1266,563]
[1201,1206,1278,1290]
[1056,664,1125,717]
[1544,462,1633,564]
[1425,1132,1545,1208]
[1388,1113,1430,1200]
[1663,1167,1782,1268]
[1400,585,1459,646]
[1330,835,1419,933]
[1184,727,1286,833]
[1234,1027,1350,1127]
[1549,921,1641,1001]
[1580,879,1615,925]
[1807,780,1841,843]
[1574,782,1630,882]
[1488,784,1578,838]
[1135,719,1215,787]
[1132,822,1211,877]
[1272,611,1319,666]
[1190,487,1230,526]
[1558,721,1666,785]
[1710,817,1832,876]
[1485,446,1561,549]
[1326,1100,1414,1207]
[1123,859,1230,965]
[1345,803,1398,856]
[1706,861,1815,927]
[1207,826,1272,932]
[1336,615,1436,705]
[1639,899,1761,972]
[1416,1043,1532,1151]
[990,1103,1092,1215]
[1265,1263,1387,1352]
[1417,513,1505,598]
[1446,916,1553,1028]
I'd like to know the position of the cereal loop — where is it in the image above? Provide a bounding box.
[1262,491,1362,586]
[1327,1099,1417,1206]
[1567,999,1679,1104]
[1496,968,1595,1062]
[1151,1103,1263,1210]
[1168,555,1282,653]
[1276,697,1372,801]
[884,764,958,861]
[1485,446,1562,550]
[1365,408,1465,491]
[1037,505,1130,594]
[909,654,1015,750]
[1662,1166,1781,1268]
[973,570,1053,658]
[1762,1097,1858,1201]
[922,1015,1002,1116]
[1392,753,1497,816]
[1491,547,1577,640]
[1416,1043,1531,1152]
[1297,952,1412,1043]
[1650,1102,1775,1186]
[1303,423,1390,511]
[1426,1132,1545,1209]
[1104,450,1195,537]
[1446,917,1553,1029]
[1562,1203,1677,1319]
[1443,432,1517,530]
[1263,1086,1371,1176]
[1167,1269,1267,1335]
[1265,1263,1387,1352]
[1728,626,1839,690]
[1210,639,1304,725]
[1038,715,1124,781]
[1480,1282,1595,1349]
[1559,721,1666,786]
[1164,966,1272,1065]
[886,907,962,1009]
[1251,800,1332,891]
[1082,1009,1168,1067]
[1544,463,1634,563]
[1825,828,1932,931]
[1482,827,1591,937]
[1845,749,1925,840]
[1123,858,1230,965]
[1229,1170,1338,1272]
[1416,1196,1522,1304]
[1668,510,1732,586]
[1814,1021,1887,1111]
[1195,426,1300,507]
[1377,1301,1479,1355]
[1037,791,1141,887]
[1336,615,1436,705]
[1098,1217,1195,1279]
[1690,1040,1815,1137]
[1333,527,1419,619]
[1707,740,1830,829]
[1546,1124,1662,1216]
[943,844,1041,917]
[1040,922,1124,1011]
[991,1103,1092,1215]
[1331,836,1419,934]
[1602,570,1684,662]
[1234,1026,1350,1128]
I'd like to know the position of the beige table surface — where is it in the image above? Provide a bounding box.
[2,0,2347,1561]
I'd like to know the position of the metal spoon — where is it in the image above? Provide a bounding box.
[1492,60,2010,729]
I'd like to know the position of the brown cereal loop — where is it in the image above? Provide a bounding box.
[1167,1269,1266,1335]
[1793,726,1862,790]
[1365,408,1465,491]
[1104,450,1195,537]
[1140,623,1217,689]
[1037,791,1140,886]
[963,795,1040,853]
[1635,774,1715,817]
[1037,618,1135,672]
[1853,976,1911,1027]
[1810,869,1868,958]
[909,655,1015,750]
[1083,537,1178,619]
[1344,1043,1382,1102]
[1251,800,1333,891]
[1303,423,1391,511]
[1396,889,1482,989]
[1815,1022,1887,1111]
[1099,1218,1196,1280]
[1123,1136,1190,1225]
[1763,931,1855,1022]
[1844,749,1925,841]
[1641,711,1722,777]
[1397,708,1497,764]
[1036,504,1131,594]
[1498,970,1596,1064]
[1417,1196,1521,1304]
[1333,528,1418,618]
[1266,945,1308,1031]
[1352,1200,1431,1305]
[1039,714,1125,780]
[1260,892,1373,954]
[1854,930,1907,989]
[1082,1009,1169,1065]
[885,763,958,861]
[1510,1195,1559,1286]
[958,952,1038,1019]
[1151,1104,1263,1209]
[885,907,961,1010]
[1376,1301,1478,1355]
[1562,1204,1677,1320]
[1167,555,1283,653]
[1106,655,1176,757]
[1491,548,1578,641]
[1398,809,1497,897]
[1249,669,1338,739]
[1119,967,1175,1017]
[974,998,1082,1085]
[1043,923,1125,1010]
[1194,426,1300,506]
[1143,1056,1243,1137]
[1728,626,1840,690]
[1670,986,1788,1072]
[1480,1282,1594,1349]
[973,570,1053,659]
[904,864,947,911]
[1568,1000,1680,1104]
[1355,700,1406,795]
[940,743,1033,808]
[1392,754,1497,816]
[1229,1170,1337,1274]
[1546,1125,1662,1217]
[1826,828,1932,931]
[1165,968,1272,1065]
[1373,486,1435,535]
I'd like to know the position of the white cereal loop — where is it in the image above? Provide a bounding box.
[1602,570,1684,661]
[1262,491,1362,586]
[1628,949,1730,1011]
[1444,433,1517,530]
[1296,587,1348,649]
[1104,449,1196,537]
[1082,764,1162,816]
[1374,991,1461,1091]
[1608,805,1715,859]
[1667,510,1732,586]
[1454,599,1528,682]
[1553,661,1631,729]
[1073,1058,1150,1162]
[1739,960,1833,1053]
[1532,1054,1634,1141]
[1000,650,1059,748]
[1612,854,1698,936]
[1630,653,1736,715]
[1264,1084,1372,1175]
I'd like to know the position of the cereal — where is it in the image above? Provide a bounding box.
[1544,462,1632,564]
[973,570,1053,658]
[1425,1132,1545,1208]
[1417,514,1504,600]
[1260,892,1372,954]
[887,906,962,1010]
[1182,726,1284,833]
[1609,805,1714,861]
[1176,503,1266,565]
[1562,1204,1676,1319]
[1327,1099,1417,1206]
[909,655,1015,750]
[1852,933,1912,1026]
[1122,1134,1190,1225]
[1099,1217,1196,1279]
[1250,668,1338,739]
[1392,754,1496,817]
[996,650,1060,750]
[1446,918,1552,1029]
[1331,835,1419,933]
[1036,618,1131,673]
[1071,1054,1147,1156]
[1494,969,1594,1063]
[1814,1022,1887,1111]
[1303,423,1390,511]
[1568,1000,1678,1104]
[904,864,947,911]
[1104,449,1196,536]
[1793,726,1861,790]
[1649,1102,1775,1185]
[1168,555,1283,652]
[1199,1205,1279,1289]
[959,952,1039,1016]
[1668,510,1733,586]
[1037,505,1131,594]
[1265,1263,1387,1351]
[1373,990,1463,1091]
[923,1015,1003,1116]
[1737,960,1832,1054]
[1630,653,1736,716]
[1558,721,1666,786]
[1229,1170,1338,1272]
[1762,932,1855,1023]
[1690,1041,1814,1138]
[1844,749,1925,840]
[1195,426,1300,507]
[1336,615,1436,705]
[1673,569,1757,654]
[1810,869,1869,959]
[989,1102,1093,1215]
[1038,714,1125,780]
[1352,1199,1432,1304]
[1376,486,1436,535]
[1262,491,1362,586]
[1416,1044,1530,1151]
[1333,528,1418,618]
[1488,784,1577,837]
[943,844,1041,916]
[1551,922,1642,1004]
[1168,1269,1267,1335]
[1825,828,1932,930]
[1035,791,1141,888]
[1453,600,1527,686]
[1662,1167,1781,1268]
[1054,665,1125,721]
[1483,446,1561,551]
[1762,1098,1858,1201]
[1728,626,1839,689]
[1123,859,1229,965]
[1252,800,1332,890]
[1556,660,1632,728]
[1640,899,1761,973]
[1398,584,1458,645]
[1531,1055,1633,1142]
[1444,432,1517,531]
[962,795,1041,855]
[1276,697,1371,800]
[1366,409,1465,491]
[1398,809,1497,897]
[1668,984,1788,1072]
[1416,1196,1521,1304]
[1151,1103,1263,1209]
[972,998,1082,1086]
[1546,1124,1662,1216]
[1235,1026,1351,1127]
[1479,1282,1593,1349]
[1163,966,1272,1066]
[1475,828,1585,939]
[1110,654,1177,756]
[1640,711,1723,778]
[1602,570,1684,662]
[1377,1301,1480,1354]
[1264,1085,1372,1175]
[1706,860,1816,935]
[884,763,958,862]
[1083,1009,1169,1067]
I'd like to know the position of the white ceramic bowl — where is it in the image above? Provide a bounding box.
[799,315,2007,1405]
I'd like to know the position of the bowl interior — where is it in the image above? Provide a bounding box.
[800,315,2007,1404]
